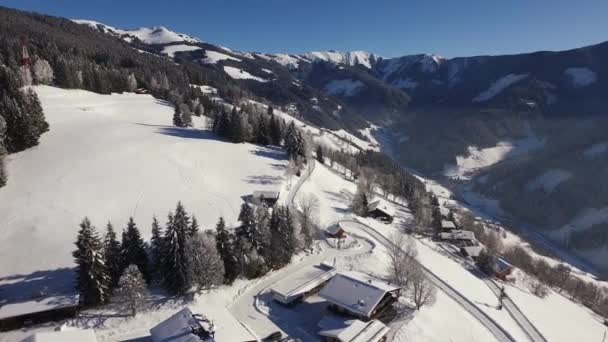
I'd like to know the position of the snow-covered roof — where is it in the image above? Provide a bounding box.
[492,257,514,274]
[270,264,336,302]
[23,329,98,342]
[368,199,395,217]
[440,230,475,241]
[326,223,346,235]
[150,308,214,342]
[0,293,79,320]
[439,207,451,216]
[441,220,457,229]
[252,190,280,200]
[318,318,389,342]
[461,245,484,258]
[319,271,400,318]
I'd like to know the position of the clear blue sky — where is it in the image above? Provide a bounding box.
[1,0,607,58]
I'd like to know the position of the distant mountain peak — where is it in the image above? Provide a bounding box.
[72,19,201,45]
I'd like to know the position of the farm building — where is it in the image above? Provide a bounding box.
[150,308,215,342]
[439,230,476,245]
[317,316,390,342]
[251,190,280,206]
[23,327,98,342]
[460,245,484,258]
[368,200,395,223]
[269,263,336,306]
[0,293,80,332]
[326,223,347,238]
[319,271,400,321]
[440,220,457,231]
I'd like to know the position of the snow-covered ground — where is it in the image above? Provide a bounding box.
[161,44,201,58]
[72,20,201,44]
[564,67,597,88]
[0,86,287,278]
[223,66,268,82]
[525,169,572,193]
[201,50,242,64]
[473,74,528,102]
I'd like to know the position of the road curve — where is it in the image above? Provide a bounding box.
[340,219,517,342]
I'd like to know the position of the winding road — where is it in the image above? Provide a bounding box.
[230,159,543,342]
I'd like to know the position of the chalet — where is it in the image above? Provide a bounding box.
[490,257,514,280]
[0,293,80,332]
[319,271,400,321]
[317,316,389,342]
[460,245,484,258]
[439,229,476,245]
[252,191,280,206]
[270,263,336,306]
[134,88,150,95]
[440,220,457,231]
[23,327,97,342]
[368,200,395,224]
[150,308,215,342]
[326,223,347,239]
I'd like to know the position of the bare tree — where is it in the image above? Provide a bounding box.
[528,277,549,298]
[297,194,320,250]
[114,264,149,317]
[409,264,436,310]
[387,233,418,291]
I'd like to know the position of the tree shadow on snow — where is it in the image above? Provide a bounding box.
[249,146,287,161]
[244,175,283,185]
[0,268,77,307]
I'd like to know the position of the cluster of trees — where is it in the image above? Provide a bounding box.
[0,67,48,187]
[73,196,319,313]
[457,211,608,317]
[387,234,436,310]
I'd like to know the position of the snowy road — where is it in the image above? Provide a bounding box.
[341,220,517,342]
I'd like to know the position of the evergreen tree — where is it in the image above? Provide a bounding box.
[236,203,256,243]
[269,206,295,269]
[172,104,183,127]
[121,217,149,282]
[269,115,282,146]
[186,233,224,292]
[73,217,110,307]
[316,145,324,164]
[126,73,137,92]
[284,122,305,160]
[256,115,270,146]
[215,217,241,284]
[161,205,190,294]
[189,215,199,237]
[103,222,123,288]
[114,264,149,317]
[149,216,163,279]
[0,115,6,187]
[229,108,244,143]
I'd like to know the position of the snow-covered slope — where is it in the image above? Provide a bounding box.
[302,50,379,68]
[0,86,287,277]
[223,66,268,82]
[162,44,201,57]
[72,19,201,44]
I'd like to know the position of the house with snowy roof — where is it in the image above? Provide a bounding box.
[439,229,475,243]
[317,317,390,342]
[0,292,80,332]
[150,308,215,342]
[319,271,400,320]
[440,220,457,231]
[368,199,395,223]
[251,190,280,206]
[270,263,336,306]
[326,223,347,238]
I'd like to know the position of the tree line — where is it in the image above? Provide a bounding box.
[73,198,317,314]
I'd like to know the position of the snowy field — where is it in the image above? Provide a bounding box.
[0,86,288,279]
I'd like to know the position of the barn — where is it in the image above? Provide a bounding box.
[319,271,400,321]
[150,308,216,342]
[251,190,280,206]
[317,316,390,342]
[368,200,395,224]
[269,263,336,306]
[326,223,347,239]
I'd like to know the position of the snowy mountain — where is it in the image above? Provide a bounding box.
[72,19,201,44]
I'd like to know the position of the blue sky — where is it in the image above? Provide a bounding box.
[2,0,607,58]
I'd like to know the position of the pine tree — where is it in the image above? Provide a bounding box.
[114,264,149,317]
[149,216,163,280]
[256,115,270,146]
[73,217,110,307]
[172,104,183,127]
[189,215,200,237]
[229,108,244,143]
[269,115,283,146]
[236,203,256,243]
[186,233,224,292]
[121,217,149,282]
[269,206,295,269]
[284,121,304,160]
[316,145,324,164]
[161,204,190,294]
[0,115,6,187]
[126,73,137,92]
[103,222,123,288]
[215,217,241,284]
